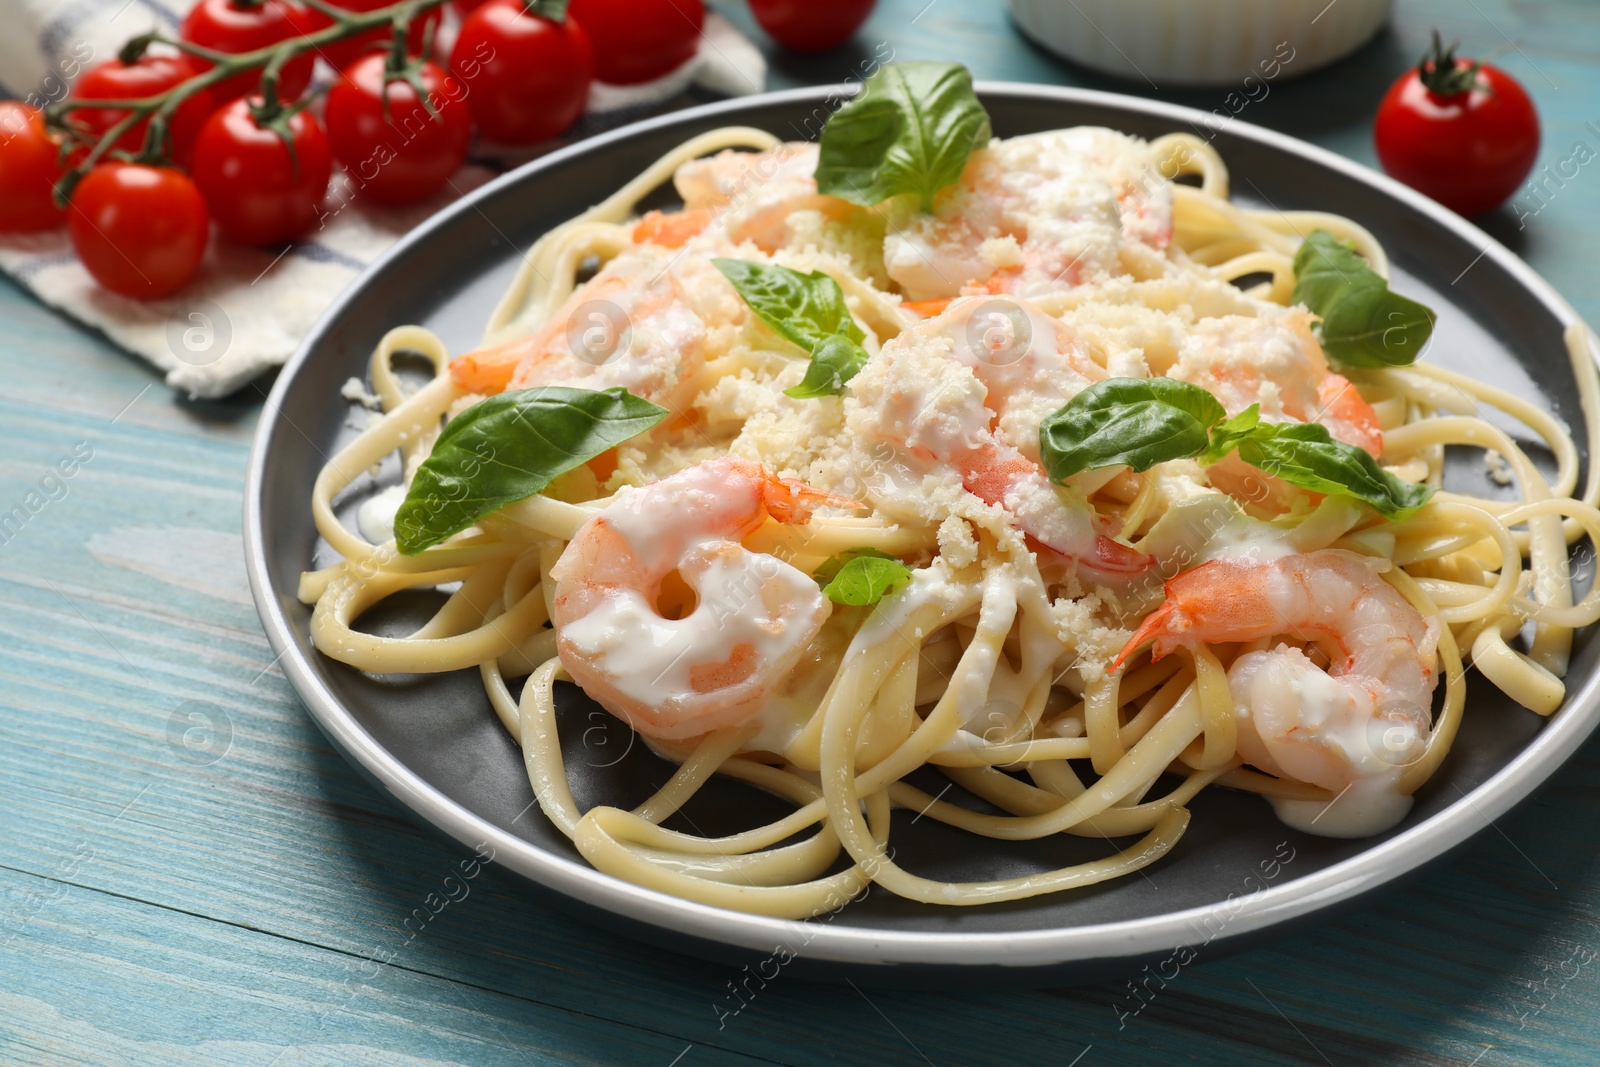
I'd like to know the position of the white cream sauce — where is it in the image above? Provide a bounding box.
[885,128,1173,301]
[1270,785,1414,838]
[357,484,406,544]
[560,541,827,710]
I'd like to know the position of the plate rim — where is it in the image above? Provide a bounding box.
[244,80,1600,969]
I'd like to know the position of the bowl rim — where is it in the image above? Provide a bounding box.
[244,80,1600,969]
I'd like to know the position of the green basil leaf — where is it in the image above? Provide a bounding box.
[1234,421,1435,518]
[1200,404,1263,464]
[817,550,913,606]
[713,257,863,351]
[813,547,899,584]
[1292,230,1435,368]
[394,386,668,554]
[784,334,871,399]
[1035,372,1432,518]
[815,61,992,212]
[1039,378,1228,482]
[714,257,869,398]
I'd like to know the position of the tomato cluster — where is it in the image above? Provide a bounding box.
[0,0,709,299]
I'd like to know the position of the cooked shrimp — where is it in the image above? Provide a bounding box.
[885,128,1174,302]
[450,245,738,411]
[631,206,718,249]
[670,142,862,253]
[459,145,867,402]
[1113,549,1440,834]
[1313,373,1384,456]
[1168,310,1382,452]
[1164,311,1384,509]
[847,295,1149,579]
[550,457,859,743]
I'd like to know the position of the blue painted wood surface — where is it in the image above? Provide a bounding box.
[3,1,1599,1064]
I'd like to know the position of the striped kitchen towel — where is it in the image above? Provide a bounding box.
[0,0,766,398]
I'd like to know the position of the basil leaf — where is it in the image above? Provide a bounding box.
[714,257,870,398]
[1036,375,1432,519]
[713,257,863,351]
[1039,378,1228,482]
[785,334,871,399]
[813,547,898,584]
[815,61,991,212]
[817,550,913,606]
[394,386,667,554]
[1234,421,1435,518]
[1293,230,1435,368]
[1200,404,1263,464]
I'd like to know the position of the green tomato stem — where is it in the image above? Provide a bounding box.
[44,0,450,204]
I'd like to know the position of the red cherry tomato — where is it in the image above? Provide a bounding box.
[67,54,215,166]
[68,163,209,298]
[451,0,491,14]
[179,0,319,102]
[311,0,443,69]
[450,0,592,144]
[1374,34,1540,217]
[190,98,332,245]
[747,0,875,52]
[0,103,68,232]
[325,55,471,204]
[566,0,701,85]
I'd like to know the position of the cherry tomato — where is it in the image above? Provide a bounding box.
[179,0,319,103]
[67,54,215,166]
[566,0,701,85]
[190,98,332,245]
[1374,33,1540,217]
[747,0,874,52]
[311,0,443,70]
[450,0,592,144]
[325,55,470,204]
[68,163,209,298]
[451,0,491,14]
[0,103,68,232]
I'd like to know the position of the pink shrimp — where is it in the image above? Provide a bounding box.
[550,457,862,743]
[1169,311,1382,453]
[631,206,718,249]
[1166,311,1385,510]
[672,142,862,252]
[884,128,1174,302]
[847,295,1150,580]
[449,245,719,413]
[1111,549,1440,805]
[1315,372,1383,456]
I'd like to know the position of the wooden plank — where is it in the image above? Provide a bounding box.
[0,868,772,1067]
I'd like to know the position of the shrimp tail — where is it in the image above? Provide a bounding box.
[1093,533,1151,575]
[762,475,865,525]
[720,458,862,525]
[1110,599,1185,673]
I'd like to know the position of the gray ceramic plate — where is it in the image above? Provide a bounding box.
[244,83,1600,984]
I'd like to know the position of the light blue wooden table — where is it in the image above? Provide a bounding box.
[4,1,1599,1064]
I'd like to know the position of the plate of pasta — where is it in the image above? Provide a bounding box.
[245,64,1600,979]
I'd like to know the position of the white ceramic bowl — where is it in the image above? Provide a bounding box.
[1009,0,1393,87]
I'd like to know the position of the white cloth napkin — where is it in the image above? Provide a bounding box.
[0,0,766,398]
